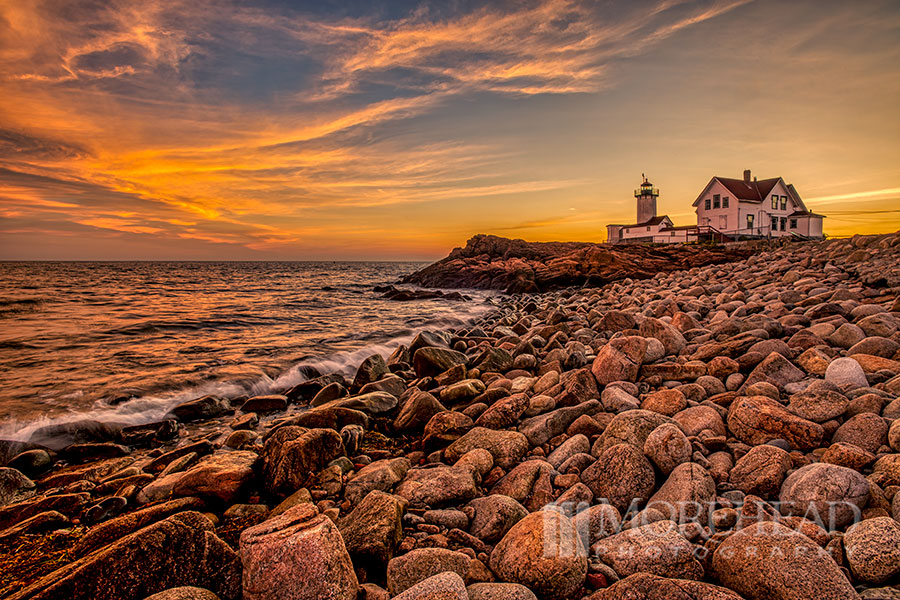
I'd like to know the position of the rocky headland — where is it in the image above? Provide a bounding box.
[1,232,900,600]
[401,234,759,293]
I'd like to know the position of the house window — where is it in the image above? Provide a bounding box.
[647,226,651,231]
[713,194,720,209]
[705,198,711,210]
[790,219,797,229]
[771,217,778,232]
[747,214,754,231]
[723,197,729,208]
[781,196,787,210]
[671,231,676,237]
[780,217,787,231]
[771,196,778,210]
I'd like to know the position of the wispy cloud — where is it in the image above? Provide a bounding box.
[15,0,892,257]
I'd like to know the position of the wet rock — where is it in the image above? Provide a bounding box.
[581,443,655,513]
[261,427,344,495]
[321,391,398,415]
[779,463,869,529]
[712,521,858,600]
[338,490,406,568]
[592,520,702,580]
[0,467,35,506]
[394,391,447,433]
[240,504,356,600]
[443,427,528,470]
[489,510,587,600]
[239,395,287,414]
[172,451,257,504]
[423,412,474,451]
[9,512,240,600]
[72,497,206,557]
[387,548,471,596]
[413,347,469,378]
[353,354,390,389]
[727,395,824,450]
[169,396,231,422]
[0,510,70,542]
[441,379,487,405]
[844,516,900,584]
[6,449,54,478]
[345,457,411,505]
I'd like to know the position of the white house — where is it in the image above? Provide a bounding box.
[693,169,825,239]
[606,170,825,244]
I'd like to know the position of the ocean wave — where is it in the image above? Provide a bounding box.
[0,306,494,445]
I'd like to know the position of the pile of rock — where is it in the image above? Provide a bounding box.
[1,231,899,600]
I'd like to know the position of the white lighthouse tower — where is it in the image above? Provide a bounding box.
[635,173,659,224]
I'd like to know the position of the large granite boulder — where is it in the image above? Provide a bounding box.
[489,510,587,600]
[727,396,824,450]
[338,490,406,568]
[171,451,257,504]
[581,444,654,514]
[240,504,357,600]
[712,521,858,600]
[779,463,869,530]
[8,512,240,600]
[591,520,703,580]
[261,427,344,495]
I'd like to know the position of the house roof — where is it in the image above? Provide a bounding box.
[789,210,826,218]
[693,175,812,213]
[607,215,671,228]
[714,177,780,202]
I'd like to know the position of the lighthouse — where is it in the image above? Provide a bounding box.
[635,173,659,224]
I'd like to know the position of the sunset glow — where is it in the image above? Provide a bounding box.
[2,0,899,259]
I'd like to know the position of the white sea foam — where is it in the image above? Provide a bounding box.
[0,306,495,445]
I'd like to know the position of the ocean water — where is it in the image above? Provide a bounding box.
[0,262,493,441]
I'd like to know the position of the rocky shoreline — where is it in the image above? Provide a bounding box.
[1,232,900,600]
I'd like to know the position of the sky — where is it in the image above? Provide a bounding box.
[1,0,899,260]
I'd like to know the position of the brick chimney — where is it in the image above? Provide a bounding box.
[743,169,751,183]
